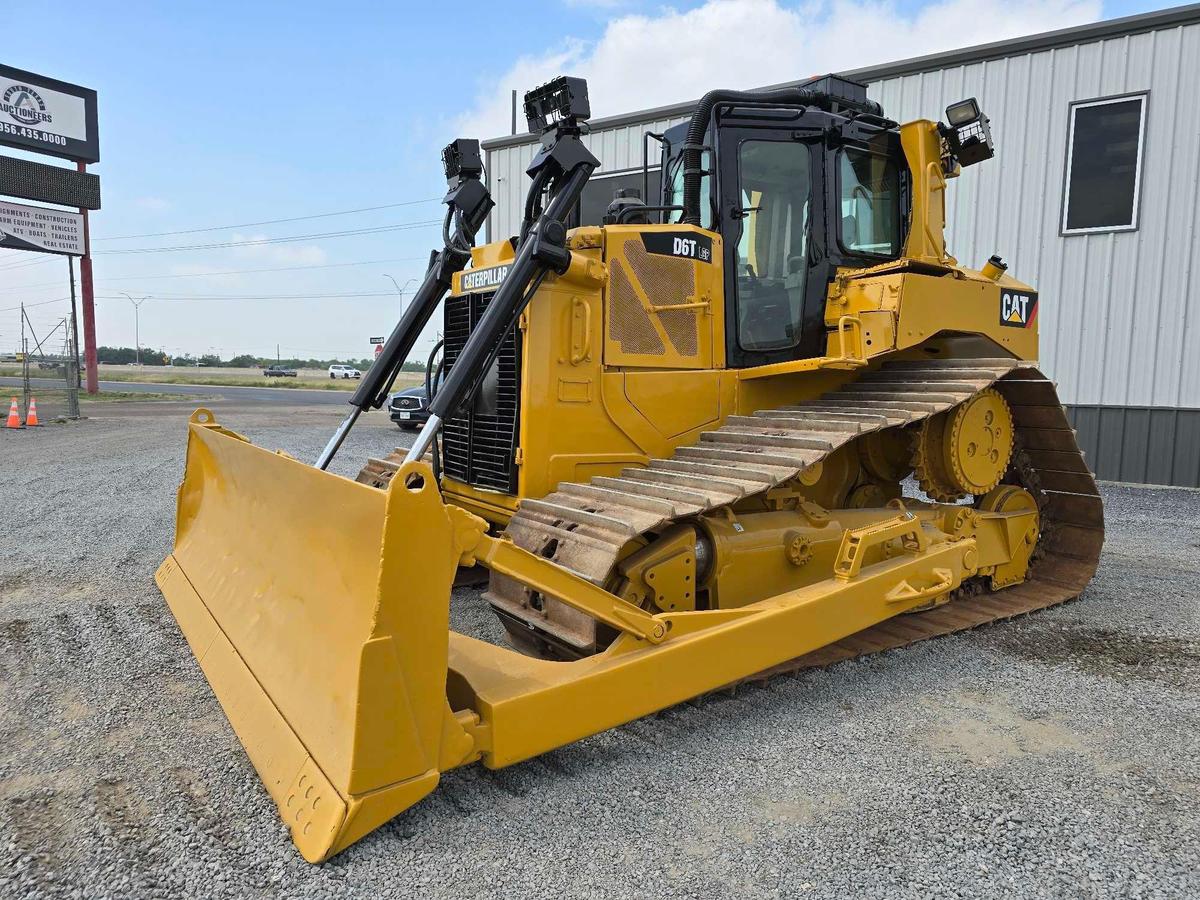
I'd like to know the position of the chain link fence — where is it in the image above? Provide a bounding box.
[10,353,79,423]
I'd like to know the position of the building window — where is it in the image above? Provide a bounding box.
[1062,93,1147,234]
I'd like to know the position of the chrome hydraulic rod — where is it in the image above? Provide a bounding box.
[316,407,361,471]
[404,412,442,463]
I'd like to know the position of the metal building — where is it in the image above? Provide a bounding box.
[482,4,1200,487]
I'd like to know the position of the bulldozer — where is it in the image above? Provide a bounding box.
[156,75,1103,862]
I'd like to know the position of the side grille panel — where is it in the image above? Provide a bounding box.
[604,231,711,369]
[441,291,521,493]
[608,259,665,356]
[624,239,698,357]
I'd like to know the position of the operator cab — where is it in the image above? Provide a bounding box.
[657,75,909,368]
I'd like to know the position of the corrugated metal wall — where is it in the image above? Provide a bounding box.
[868,21,1200,414]
[486,114,687,240]
[1066,406,1199,485]
[484,20,1200,486]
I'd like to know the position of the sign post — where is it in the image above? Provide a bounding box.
[68,257,81,388]
[76,162,97,393]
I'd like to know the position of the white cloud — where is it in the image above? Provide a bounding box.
[227,234,328,266]
[457,0,1101,140]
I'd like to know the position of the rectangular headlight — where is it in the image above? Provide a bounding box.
[946,98,981,127]
[442,139,483,181]
[524,76,590,133]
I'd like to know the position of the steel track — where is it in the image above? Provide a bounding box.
[357,358,1104,670]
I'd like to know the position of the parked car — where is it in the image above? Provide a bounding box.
[262,365,297,377]
[389,385,430,429]
[328,364,362,379]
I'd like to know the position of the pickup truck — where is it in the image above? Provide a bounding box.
[262,365,298,377]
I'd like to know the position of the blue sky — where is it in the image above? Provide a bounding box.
[0,0,1175,361]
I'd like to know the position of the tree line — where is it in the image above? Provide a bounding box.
[95,346,427,371]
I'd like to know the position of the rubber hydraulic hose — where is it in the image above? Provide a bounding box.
[426,165,591,424]
[315,249,464,471]
[348,252,464,414]
[405,163,594,464]
[424,339,444,401]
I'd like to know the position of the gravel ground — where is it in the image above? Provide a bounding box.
[1,404,1198,899]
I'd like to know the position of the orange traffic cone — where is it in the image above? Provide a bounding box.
[5,397,23,429]
[25,397,40,427]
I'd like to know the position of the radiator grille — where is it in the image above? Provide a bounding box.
[441,291,521,493]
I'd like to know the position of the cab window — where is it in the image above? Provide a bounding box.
[735,140,811,352]
[572,169,663,227]
[838,149,901,256]
[667,151,712,229]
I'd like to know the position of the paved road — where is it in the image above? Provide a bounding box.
[0,376,350,406]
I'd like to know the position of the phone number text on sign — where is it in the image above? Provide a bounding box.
[0,121,68,147]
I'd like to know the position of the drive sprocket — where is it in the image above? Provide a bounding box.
[913,388,1014,501]
[945,388,1014,495]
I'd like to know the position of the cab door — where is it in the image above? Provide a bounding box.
[715,126,827,369]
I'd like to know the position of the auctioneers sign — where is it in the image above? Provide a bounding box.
[0,198,84,256]
[0,64,99,163]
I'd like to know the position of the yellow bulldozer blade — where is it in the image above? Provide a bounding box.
[155,410,485,862]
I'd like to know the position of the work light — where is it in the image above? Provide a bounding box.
[442,138,483,183]
[946,98,982,127]
[942,97,994,167]
[524,76,591,134]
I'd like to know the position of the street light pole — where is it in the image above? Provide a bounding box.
[383,274,418,317]
[121,293,150,366]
